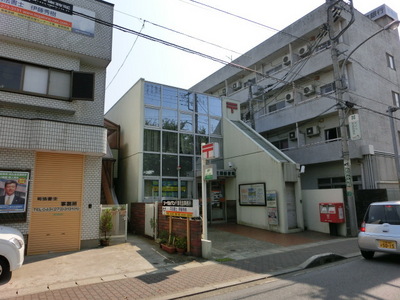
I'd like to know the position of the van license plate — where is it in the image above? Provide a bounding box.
[379,240,396,249]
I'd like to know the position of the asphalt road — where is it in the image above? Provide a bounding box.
[186,253,400,300]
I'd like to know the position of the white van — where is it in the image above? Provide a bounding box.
[0,226,25,280]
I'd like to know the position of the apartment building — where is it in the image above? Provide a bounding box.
[0,0,113,254]
[191,2,400,199]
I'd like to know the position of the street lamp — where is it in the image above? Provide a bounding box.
[330,18,400,237]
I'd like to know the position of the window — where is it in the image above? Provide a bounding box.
[179,134,194,154]
[196,94,208,114]
[144,180,159,200]
[196,115,209,134]
[162,132,177,153]
[178,90,194,112]
[325,127,341,141]
[162,86,178,109]
[179,157,193,177]
[268,101,285,113]
[0,58,93,100]
[209,96,222,117]
[143,154,160,176]
[179,113,193,131]
[320,82,336,95]
[387,53,396,70]
[144,129,160,152]
[318,176,361,190]
[144,108,159,127]
[144,82,161,106]
[162,109,178,130]
[271,139,289,150]
[210,118,222,135]
[162,155,178,176]
[393,91,400,107]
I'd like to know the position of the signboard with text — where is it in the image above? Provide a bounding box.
[162,199,199,218]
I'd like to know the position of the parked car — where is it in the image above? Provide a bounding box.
[0,226,25,280]
[358,201,400,259]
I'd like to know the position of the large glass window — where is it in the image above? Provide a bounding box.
[180,113,193,131]
[195,136,209,155]
[209,96,222,117]
[180,134,194,154]
[178,90,194,112]
[162,155,178,176]
[325,127,341,141]
[161,179,178,198]
[196,94,208,114]
[393,91,400,107]
[144,82,161,106]
[210,118,222,135]
[162,86,178,109]
[162,109,178,130]
[145,108,159,127]
[179,156,193,177]
[196,114,209,134]
[144,129,160,152]
[143,153,160,176]
[180,180,193,198]
[144,180,159,199]
[0,60,22,90]
[162,132,178,153]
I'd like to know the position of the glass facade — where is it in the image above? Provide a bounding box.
[143,82,223,201]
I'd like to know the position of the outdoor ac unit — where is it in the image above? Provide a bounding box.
[220,88,226,96]
[232,81,242,91]
[289,131,297,140]
[298,45,310,57]
[303,85,315,96]
[285,92,294,102]
[306,126,320,136]
[283,55,291,66]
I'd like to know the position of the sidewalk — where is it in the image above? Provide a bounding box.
[0,225,360,300]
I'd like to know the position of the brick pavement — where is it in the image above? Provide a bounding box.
[1,238,359,300]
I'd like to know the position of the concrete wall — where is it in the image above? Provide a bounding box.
[302,189,346,236]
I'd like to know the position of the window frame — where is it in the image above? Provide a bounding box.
[0,57,94,101]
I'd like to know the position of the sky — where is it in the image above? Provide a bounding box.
[104,0,400,112]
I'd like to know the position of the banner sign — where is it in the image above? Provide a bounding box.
[0,0,95,37]
[0,171,30,214]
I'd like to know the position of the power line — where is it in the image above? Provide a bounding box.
[106,21,145,91]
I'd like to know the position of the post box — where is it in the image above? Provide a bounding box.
[319,202,345,223]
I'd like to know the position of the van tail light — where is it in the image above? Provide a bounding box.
[360,221,366,232]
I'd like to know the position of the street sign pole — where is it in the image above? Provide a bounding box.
[201,144,208,240]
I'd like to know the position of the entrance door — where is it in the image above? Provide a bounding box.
[285,183,297,229]
[28,152,84,255]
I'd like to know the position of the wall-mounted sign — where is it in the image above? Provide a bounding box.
[349,114,361,140]
[239,183,266,206]
[0,171,30,214]
[0,0,95,37]
[204,164,217,181]
[266,191,279,225]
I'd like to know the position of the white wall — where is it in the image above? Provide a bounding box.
[302,189,346,236]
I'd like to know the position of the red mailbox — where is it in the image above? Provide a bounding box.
[319,203,345,223]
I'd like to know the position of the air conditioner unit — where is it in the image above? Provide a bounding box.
[298,45,310,57]
[219,88,226,96]
[283,55,291,66]
[303,85,315,96]
[289,131,297,140]
[306,126,320,136]
[232,81,242,91]
[285,92,294,102]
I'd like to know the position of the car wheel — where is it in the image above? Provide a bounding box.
[0,257,11,281]
[361,250,375,259]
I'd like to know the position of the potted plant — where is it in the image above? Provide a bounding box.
[161,233,176,254]
[174,236,187,254]
[99,209,113,246]
[119,205,127,216]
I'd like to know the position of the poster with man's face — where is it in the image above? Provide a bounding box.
[0,171,29,214]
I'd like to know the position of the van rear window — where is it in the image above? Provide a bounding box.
[365,205,400,225]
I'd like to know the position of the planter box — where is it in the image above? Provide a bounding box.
[161,244,176,254]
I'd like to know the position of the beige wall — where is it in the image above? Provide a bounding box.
[105,79,145,203]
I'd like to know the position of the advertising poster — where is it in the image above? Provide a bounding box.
[239,183,266,206]
[0,171,30,214]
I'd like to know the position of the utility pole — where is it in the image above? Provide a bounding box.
[328,0,358,237]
